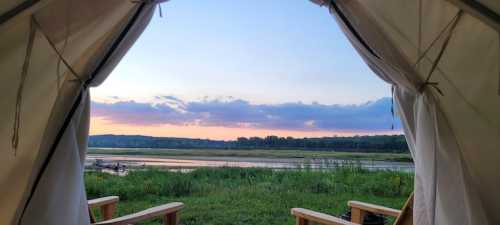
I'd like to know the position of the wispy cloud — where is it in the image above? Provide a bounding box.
[91,96,401,132]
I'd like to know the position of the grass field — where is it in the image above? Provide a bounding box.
[87,148,412,162]
[85,167,413,225]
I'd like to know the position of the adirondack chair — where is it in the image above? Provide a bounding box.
[292,193,413,225]
[88,196,183,225]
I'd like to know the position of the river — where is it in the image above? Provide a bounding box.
[85,154,414,173]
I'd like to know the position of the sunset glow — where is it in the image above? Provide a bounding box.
[90,117,400,140]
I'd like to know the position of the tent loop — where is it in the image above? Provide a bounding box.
[390,85,396,130]
[418,10,463,95]
[158,3,164,18]
[32,17,84,84]
[11,15,37,154]
[131,0,167,18]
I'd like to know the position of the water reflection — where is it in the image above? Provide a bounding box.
[86,154,414,174]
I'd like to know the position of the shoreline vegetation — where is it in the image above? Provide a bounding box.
[89,134,409,153]
[87,148,413,162]
[86,167,413,225]
[88,134,412,162]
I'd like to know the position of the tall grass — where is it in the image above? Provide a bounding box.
[86,167,413,225]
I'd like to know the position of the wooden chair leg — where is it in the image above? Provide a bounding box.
[88,207,97,223]
[164,212,178,225]
[100,202,117,221]
[296,217,309,225]
[351,207,365,224]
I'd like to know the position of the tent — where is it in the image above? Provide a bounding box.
[0,0,499,224]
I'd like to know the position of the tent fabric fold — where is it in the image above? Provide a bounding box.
[1,0,500,225]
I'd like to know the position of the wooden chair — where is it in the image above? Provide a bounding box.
[88,196,184,225]
[291,193,413,225]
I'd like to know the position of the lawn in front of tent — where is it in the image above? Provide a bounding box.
[85,167,413,225]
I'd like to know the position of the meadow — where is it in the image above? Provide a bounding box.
[85,167,413,225]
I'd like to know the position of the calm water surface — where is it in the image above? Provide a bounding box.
[85,154,414,173]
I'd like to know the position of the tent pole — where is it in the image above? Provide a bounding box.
[446,0,500,32]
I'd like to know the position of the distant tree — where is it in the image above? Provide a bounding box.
[88,134,409,153]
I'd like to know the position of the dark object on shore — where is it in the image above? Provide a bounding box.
[113,162,127,172]
[93,160,127,172]
[341,209,387,225]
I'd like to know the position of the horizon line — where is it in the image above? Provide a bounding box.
[89,132,406,141]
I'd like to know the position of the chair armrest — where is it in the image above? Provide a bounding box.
[88,196,120,221]
[94,202,184,225]
[348,201,401,217]
[88,196,119,209]
[291,208,359,225]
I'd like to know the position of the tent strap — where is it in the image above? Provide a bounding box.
[418,10,463,95]
[32,17,83,83]
[11,16,36,153]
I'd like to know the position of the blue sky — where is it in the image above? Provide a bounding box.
[90,0,398,139]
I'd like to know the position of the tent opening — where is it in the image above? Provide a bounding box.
[3,0,500,225]
[85,0,409,224]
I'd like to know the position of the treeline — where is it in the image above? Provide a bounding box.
[89,134,409,153]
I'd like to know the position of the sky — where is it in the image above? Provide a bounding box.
[90,0,400,140]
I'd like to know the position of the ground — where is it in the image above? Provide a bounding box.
[85,167,413,225]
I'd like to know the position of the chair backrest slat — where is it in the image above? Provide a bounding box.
[393,193,414,225]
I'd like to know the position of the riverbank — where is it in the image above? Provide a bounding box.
[85,167,413,225]
[86,154,414,172]
[88,148,412,162]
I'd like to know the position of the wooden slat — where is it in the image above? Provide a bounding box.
[94,202,184,225]
[350,207,365,224]
[393,193,414,225]
[163,212,178,225]
[348,201,401,218]
[88,196,119,209]
[100,202,117,221]
[296,217,309,225]
[291,208,359,225]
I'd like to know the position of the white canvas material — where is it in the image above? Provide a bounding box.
[1,0,499,225]
[311,1,500,224]
[0,1,157,224]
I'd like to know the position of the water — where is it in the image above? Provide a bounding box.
[85,154,414,173]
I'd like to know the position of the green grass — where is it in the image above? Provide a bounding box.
[87,148,412,162]
[85,167,413,225]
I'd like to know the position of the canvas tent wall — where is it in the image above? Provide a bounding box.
[0,0,160,224]
[0,0,499,225]
[310,0,500,224]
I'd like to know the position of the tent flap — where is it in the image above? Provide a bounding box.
[0,1,158,224]
[312,0,500,224]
